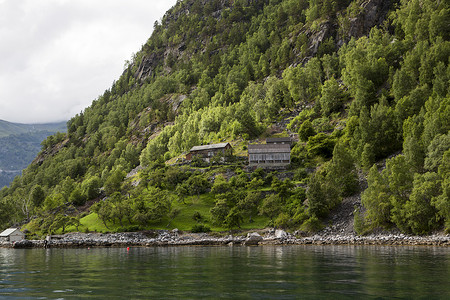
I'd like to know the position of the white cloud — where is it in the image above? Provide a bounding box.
[0,0,177,124]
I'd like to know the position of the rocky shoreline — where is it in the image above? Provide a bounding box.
[1,229,449,248]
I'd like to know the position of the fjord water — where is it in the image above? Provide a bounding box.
[0,246,449,299]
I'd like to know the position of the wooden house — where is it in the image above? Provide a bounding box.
[248,143,291,167]
[0,228,25,242]
[186,143,232,162]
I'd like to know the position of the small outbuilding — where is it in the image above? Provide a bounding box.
[0,228,25,242]
[186,143,232,162]
[248,143,291,167]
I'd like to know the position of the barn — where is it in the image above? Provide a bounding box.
[0,228,25,242]
[248,143,291,167]
[186,143,232,162]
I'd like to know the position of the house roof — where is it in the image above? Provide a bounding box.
[266,137,291,143]
[0,228,21,237]
[189,143,231,152]
[248,143,291,154]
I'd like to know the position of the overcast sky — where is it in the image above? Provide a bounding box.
[0,0,177,124]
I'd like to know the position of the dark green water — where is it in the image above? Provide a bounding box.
[0,246,449,299]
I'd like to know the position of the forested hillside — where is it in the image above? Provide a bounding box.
[0,0,448,236]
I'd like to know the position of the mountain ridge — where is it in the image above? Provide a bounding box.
[0,119,66,138]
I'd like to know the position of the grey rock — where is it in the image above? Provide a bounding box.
[275,229,288,239]
[244,232,263,246]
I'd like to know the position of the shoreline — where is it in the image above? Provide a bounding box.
[1,230,449,248]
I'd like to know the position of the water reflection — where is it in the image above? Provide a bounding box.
[0,246,448,299]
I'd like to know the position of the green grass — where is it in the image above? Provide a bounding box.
[79,213,113,233]
[169,194,217,230]
[68,191,271,234]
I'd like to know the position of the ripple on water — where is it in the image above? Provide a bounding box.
[0,246,448,299]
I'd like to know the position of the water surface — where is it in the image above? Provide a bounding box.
[0,246,449,299]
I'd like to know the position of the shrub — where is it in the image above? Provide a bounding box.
[307,133,335,158]
[274,212,294,229]
[353,207,369,235]
[191,224,211,233]
[192,211,203,223]
[123,225,142,232]
[191,155,207,167]
[293,168,308,180]
[300,216,324,233]
[298,119,316,142]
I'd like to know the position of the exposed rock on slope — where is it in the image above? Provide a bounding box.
[345,0,393,41]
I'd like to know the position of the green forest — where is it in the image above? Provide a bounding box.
[0,0,448,237]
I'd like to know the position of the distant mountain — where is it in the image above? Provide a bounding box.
[0,119,66,138]
[0,119,66,187]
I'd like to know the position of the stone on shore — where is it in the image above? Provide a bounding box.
[1,230,449,248]
[275,229,288,239]
[12,240,33,248]
[243,232,263,246]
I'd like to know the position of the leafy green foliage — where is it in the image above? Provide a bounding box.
[319,77,347,116]
[298,120,316,142]
[191,224,211,233]
[306,170,339,218]
[307,133,336,158]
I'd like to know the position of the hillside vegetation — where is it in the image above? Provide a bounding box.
[0,0,448,236]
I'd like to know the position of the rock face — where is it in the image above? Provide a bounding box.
[134,52,164,81]
[346,0,392,40]
[33,138,69,166]
[133,0,235,82]
[306,20,337,57]
[302,0,392,60]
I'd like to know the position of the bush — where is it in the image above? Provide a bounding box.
[191,224,211,233]
[353,207,369,235]
[274,212,294,229]
[300,216,324,233]
[298,119,316,142]
[191,155,207,167]
[192,211,203,223]
[294,168,308,180]
[123,225,142,232]
[69,188,87,206]
[307,133,335,158]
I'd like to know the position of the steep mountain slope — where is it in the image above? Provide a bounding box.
[0,0,448,236]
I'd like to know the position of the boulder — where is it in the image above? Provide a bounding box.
[243,232,263,246]
[275,229,288,239]
[13,240,33,248]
